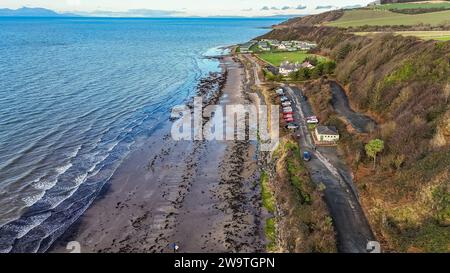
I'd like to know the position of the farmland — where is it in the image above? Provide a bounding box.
[372,1,450,11]
[325,9,450,28]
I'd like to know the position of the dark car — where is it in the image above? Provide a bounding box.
[303,151,312,162]
[285,123,299,130]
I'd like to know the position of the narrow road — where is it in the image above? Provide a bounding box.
[284,85,375,253]
[240,54,375,252]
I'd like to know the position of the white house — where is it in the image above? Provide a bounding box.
[239,41,256,53]
[277,44,288,50]
[301,61,315,69]
[279,61,302,76]
[315,126,340,142]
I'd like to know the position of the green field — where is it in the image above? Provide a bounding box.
[326,9,450,27]
[372,1,450,11]
[257,51,328,66]
[353,30,450,41]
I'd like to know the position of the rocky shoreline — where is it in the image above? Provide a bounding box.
[50,54,265,253]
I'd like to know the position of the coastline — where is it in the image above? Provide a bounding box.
[50,53,265,253]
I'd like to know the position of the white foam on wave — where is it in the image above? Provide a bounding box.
[55,162,73,175]
[67,145,82,159]
[48,153,108,209]
[14,122,137,248]
[25,162,74,207]
[0,246,12,254]
[73,173,87,187]
[22,191,45,207]
[33,179,56,191]
[33,162,73,191]
[16,212,52,239]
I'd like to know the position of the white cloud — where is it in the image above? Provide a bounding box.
[0,1,376,16]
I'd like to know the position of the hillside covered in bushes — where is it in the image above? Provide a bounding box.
[261,11,450,252]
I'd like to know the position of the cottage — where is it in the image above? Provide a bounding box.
[315,126,340,142]
[277,44,287,50]
[301,61,315,69]
[292,41,317,50]
[279,61,302,76]
[239,41,256,53]
[270,40,281,47]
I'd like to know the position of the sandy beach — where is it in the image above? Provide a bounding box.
[50,55,266,253]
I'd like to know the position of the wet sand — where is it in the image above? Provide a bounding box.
[50,55,265,253]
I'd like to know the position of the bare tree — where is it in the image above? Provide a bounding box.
[444,83,450,104]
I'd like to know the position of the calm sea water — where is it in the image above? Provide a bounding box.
[0,17,283,252]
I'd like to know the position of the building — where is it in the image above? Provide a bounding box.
[301,61,315,69]
[293,41,317,50]
[239,41,256,53]
[277,44,287,50]
[258,41,271,51]
[315,126,339,142]
[286,46,297,52]
[279,61,302,76]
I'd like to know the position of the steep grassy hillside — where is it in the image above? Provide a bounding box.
[354,31,450,41]
[271,137,337,252]
[261,15,450,252]
[278,10,344,28]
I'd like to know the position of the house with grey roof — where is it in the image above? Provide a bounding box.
[279,61,302,76]
[315,126,340,142]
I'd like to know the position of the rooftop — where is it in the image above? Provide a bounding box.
[316,126,339,136]
[280,61,301,70]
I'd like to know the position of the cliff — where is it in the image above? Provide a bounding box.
[261,13,450,252]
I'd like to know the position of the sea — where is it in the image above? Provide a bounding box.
[0,17,284,252]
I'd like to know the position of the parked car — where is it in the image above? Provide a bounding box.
[283,111,293,115]
[285,123,299,130]
[276,88,284,96]
[283,107,293,113]
[285,117,294,122]
[280,96,289,102]
[283,114,293,119]
[303,151,312,162]
[282,101,291,107]
[306,116,319,124]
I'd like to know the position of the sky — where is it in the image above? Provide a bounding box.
[0,0,374,16]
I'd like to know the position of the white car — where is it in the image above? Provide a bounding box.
[306,116,319,124]
[283,107,293,113]
[285,123,299,130]
[276,89,284,96]
[306,118,319,124]
[282,101,291,107]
